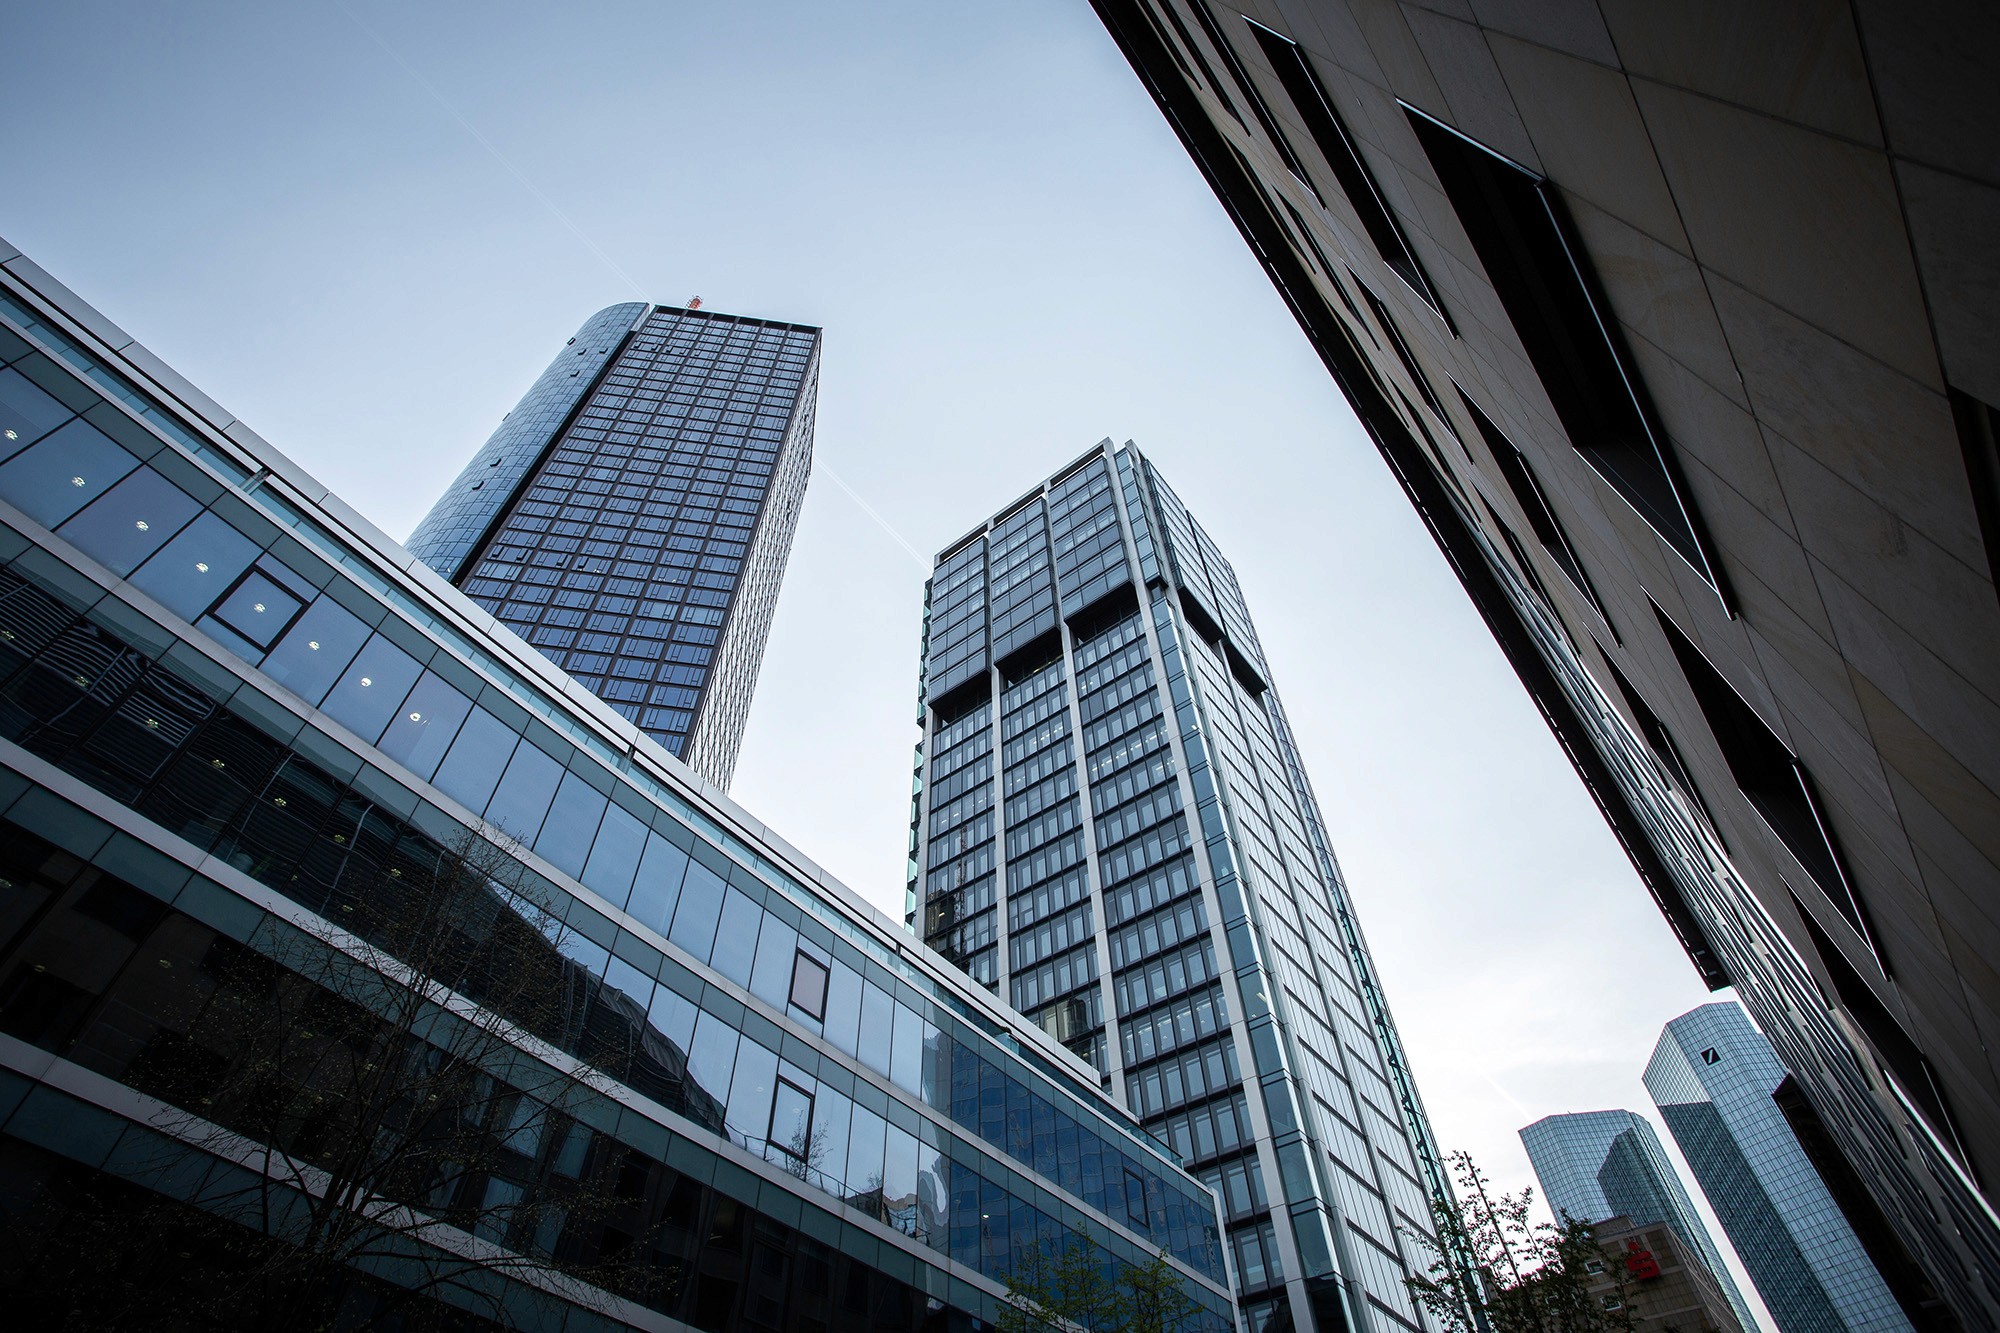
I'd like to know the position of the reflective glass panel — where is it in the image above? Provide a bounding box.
[56,466,199,576]
[129,511,261,621]
[604,953,654,1011]
[260,595,370,706]
[626,832,689,936]
[726,1038,777,1143]
[430,705,517,815]
[891,1001,923,1096]
[788,950,828,1021]
[647,984,698,1054]
[320,633,422,743]
[0,367,72,460]
[848,1104,887,1200]
[823,960,862,1057]
[483,740,564,842]
[814,1088,852,1185]
[209,570,305,652]
[688,1010,739,1109]
[375,670,472,781]
[710,889,760,985]
[534,770,607,878]
[770,1079,814,1157]
[580,801,647,908]
[667,859,725,959]
[859,982,894,1077]
[884,1121,920,1227]
[0,419,137,527]
[748,916,796,1010]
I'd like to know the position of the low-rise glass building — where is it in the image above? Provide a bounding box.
[0,240,1231,1331]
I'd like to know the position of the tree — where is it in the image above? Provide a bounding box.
[2,826,670,1330]
[1406,1151,1635,1333]
[998,1226,1206,1333]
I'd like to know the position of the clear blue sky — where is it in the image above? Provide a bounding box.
[2,0,1755,1306]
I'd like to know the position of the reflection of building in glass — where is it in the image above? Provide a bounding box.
[909,440,1461,1333]
[1588,1215,1746,1333]
[1649,1004,1912,1333]
[1086,7,2000,1327]
[408,300,818,788]
[0,243,1233,1329]
[1522,1108,1755,1333]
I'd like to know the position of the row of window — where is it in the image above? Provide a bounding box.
[0,822,1224,1332]
[0,564,1222,1278]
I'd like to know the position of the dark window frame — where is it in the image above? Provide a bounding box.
[767,1076,817,1161]
[1245,18,1448,319]
[789,948,829,1021]
[1183,1,1324,208]
[1359,285,1460,452]
[1653,603,1877,966]
[207,566,308,652]
[1406,102,1731,610]
[1460,385,1618,638]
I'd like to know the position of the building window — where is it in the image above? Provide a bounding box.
[789,948,829,1020]
[210,568,307,653]
[1598,649,1726,846]
[1460,386,1615,635]
[1407,105,1726,603]
[768,1078,816,1162]
[1950,387,2000,611]
[1481,496,1571,642]
[1360,285,1456,445]
[1125,1166,1150,1228]
[1150,1,1241,125]
[1184,2,1322,207]
[1245,18,1444,315]
[1653,605,1877,964]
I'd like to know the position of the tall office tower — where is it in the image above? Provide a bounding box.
[407,301,819,789]
[1522,1110,1756,1333]
[0,242,1232,1329]
[1087,4,2000,1326]
[911,440,1458,1333]
[1649,1004,1913,1333]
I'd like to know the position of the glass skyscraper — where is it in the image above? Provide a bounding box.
[909,440,1460,1333]
[0,243,1232,1329]
[1521,1108,1757,1333]
[408,300,819,789]
[1648,1004,1913,1333]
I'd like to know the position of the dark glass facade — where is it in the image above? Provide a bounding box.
[1648,1005,1911,1333]
[0,246,1230,1330]
[1521,1108,1755,1333]
[408,303,819,789]
[911,442,1461,1333]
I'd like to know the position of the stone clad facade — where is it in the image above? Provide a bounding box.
[1085,4,2000,1326]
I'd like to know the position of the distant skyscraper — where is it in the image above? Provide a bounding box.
[409,301,819,787]
[1649,1004,1913,1333]
[1522,1109,1756,1333]
[910,440,1460,1333]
